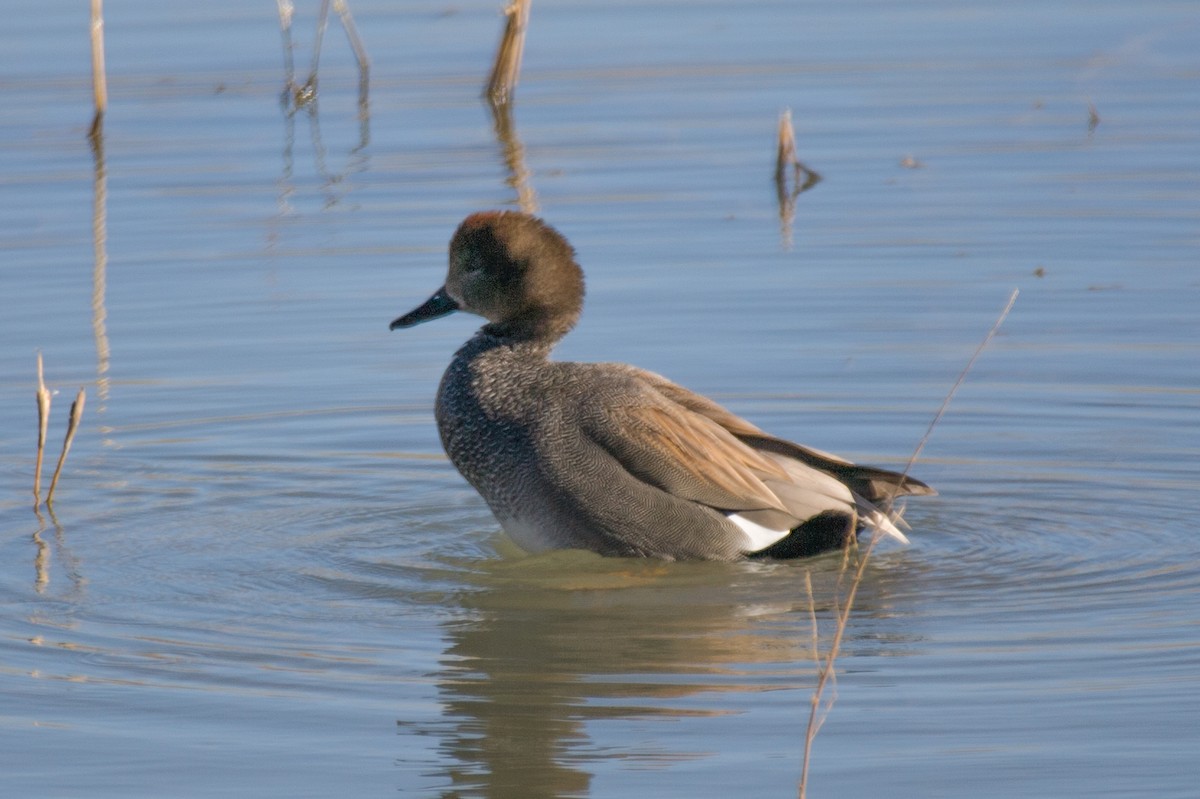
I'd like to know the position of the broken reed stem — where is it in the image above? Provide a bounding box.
[774,109,821,251]
[282,0,368,107]
[798,290,1020,799]
[775,110,799,249]
[89,0,107,138]
[45,389,86,508]
[34,354,52,507]
[485,0,532,106]
[775,109,798,186]
[774,109,821,193]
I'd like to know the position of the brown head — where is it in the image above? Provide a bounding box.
[390,211,586,342]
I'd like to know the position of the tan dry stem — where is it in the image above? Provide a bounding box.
[46,389,86,507]
[798,290,1019,798]
[34,353,51,506]
[485,0,532,106]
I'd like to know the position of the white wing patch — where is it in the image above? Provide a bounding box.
[498,515,558,553]
[726,512,791,553]
[731,502,912,553]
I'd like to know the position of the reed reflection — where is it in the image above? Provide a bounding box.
[30,506,85,599]
[488,101,538,214]
[276,94,371,223]
[274,0,371,219]
[32,516,50,594]
[484,0,537,214]
[418,556,917,797]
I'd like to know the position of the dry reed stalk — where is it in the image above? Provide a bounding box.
[775,110,799,248]
[89,0,107,138]
[45,389,86,508]
[485,0,532,106]
[91,121,111,401]
[798,290,1020,798]
[774,109,821,193]
[774,109,821,249]
[34,354,52,507]
[279,0,368,106]
[775,109,798,186]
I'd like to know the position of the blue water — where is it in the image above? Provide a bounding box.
[2,1,1199,796]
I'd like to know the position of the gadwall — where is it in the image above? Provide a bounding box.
[391,211,935,560]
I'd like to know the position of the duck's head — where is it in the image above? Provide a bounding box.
[390,211,586,341]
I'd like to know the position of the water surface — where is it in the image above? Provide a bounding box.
[2,1,1198,796]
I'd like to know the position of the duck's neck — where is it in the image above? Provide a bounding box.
[480,307,578,354]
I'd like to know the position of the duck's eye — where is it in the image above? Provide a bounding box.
[458,252,485,274]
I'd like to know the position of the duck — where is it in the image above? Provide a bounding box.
[390,211,935,560]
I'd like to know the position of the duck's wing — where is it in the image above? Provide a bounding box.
[740,435,936,503]
[576,366,860,534]
[585,394,791,516]
[593,366,932,547]
[626,366,936,503]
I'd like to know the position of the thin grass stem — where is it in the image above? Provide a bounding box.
[893,289,1019,494]
[798,290,1019,798]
